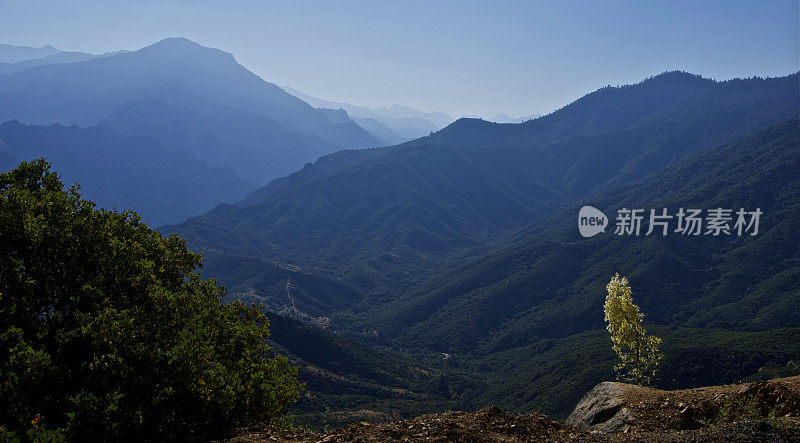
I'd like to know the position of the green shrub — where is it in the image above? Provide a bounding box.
[0,160,302,440]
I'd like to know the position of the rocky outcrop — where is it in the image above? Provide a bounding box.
[566,381,636,433]
[567,376,800,435]
[230,377,800,441]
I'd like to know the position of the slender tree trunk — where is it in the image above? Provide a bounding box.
[635,330,642,385]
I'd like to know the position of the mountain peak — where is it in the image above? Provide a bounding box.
[147,37,205,50]
[136,37,236,63]
[644,70,712,85]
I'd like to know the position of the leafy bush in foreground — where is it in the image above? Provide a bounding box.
[0,160,301,440]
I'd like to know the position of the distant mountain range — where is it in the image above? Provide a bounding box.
[487,113,542,123]
[163,70,799,420]
[0,43,64,63]
[0,37,548,225]
[280,86,541,137]
[0,38,385,149]
[0,38,415,224]
[281,85,454,140]
[0,43,128,75]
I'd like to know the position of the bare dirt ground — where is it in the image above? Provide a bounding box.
[227,376,800,442]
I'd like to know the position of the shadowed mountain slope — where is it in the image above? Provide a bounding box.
[0,121,254,226]
[364,119,800,353]
[165,72,798,297]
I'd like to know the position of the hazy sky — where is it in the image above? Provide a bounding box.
[2,0,798,117]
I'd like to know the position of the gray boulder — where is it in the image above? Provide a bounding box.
[566,381,634,433]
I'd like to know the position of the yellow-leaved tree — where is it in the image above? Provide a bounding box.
[603,273,663,386]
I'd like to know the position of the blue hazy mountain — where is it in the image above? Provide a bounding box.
[281,85,452,139]
[317,107,411,145]
[0,38,385,185]
[0,121,254,226]
[0,43,131,75]
[316,107,354,125]
[487,113,542,123]
[372,103,454,128]
[0,43,62,63]
[349,116,408,145]
[103,86,343,184]
[0,50,102,75]
[0,150,19,171]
